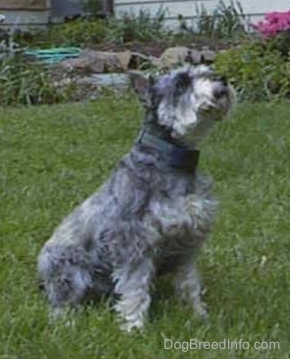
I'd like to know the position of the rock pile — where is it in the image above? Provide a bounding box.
[55,46,217,75]
[52,46,219,100]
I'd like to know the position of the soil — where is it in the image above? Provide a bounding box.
[91,36,235,57]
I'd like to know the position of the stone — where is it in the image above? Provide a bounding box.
[129,52,159,70]
[78,73,130,87]
[157,46,191,69]
[156,46,206,69]
[200,49,216,63]
[186,49,202,65]
[55,49,132,75]
[115,50,131,71]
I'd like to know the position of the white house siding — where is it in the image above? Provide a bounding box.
[114,0,290,30]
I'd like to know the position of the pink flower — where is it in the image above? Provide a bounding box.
[251,11,290,38]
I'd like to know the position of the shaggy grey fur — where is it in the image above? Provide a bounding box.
[37,65,235,332]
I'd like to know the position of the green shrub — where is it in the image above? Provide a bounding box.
[267,29,290,58]
[52,19,106,46]
[0,55,75,105]
[214,40,290,101]
[20,9,172,48]
[24,19,107,48]
[104,8,171,43]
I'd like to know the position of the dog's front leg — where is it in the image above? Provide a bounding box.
[112,258,155,332]
[174,257,208,322]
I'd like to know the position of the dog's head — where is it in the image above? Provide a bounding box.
[130,65,235,146]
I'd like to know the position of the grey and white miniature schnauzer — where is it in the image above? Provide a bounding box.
[38,65,235,332]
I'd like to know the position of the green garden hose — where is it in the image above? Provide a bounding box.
[24,47,82,65]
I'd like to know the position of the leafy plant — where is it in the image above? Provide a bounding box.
[268,29,290,58]
[0,22,23,58]
[0,55,76,105]
[46,19,106,47]
[104,8,171,43]
[214,40,290,101]
[179,0,248,39]
[19,19,107,48]
[19,8,171,48]
[215,0,248,37]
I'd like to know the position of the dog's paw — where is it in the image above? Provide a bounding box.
[119,319,145,333]
[193,300,209,325]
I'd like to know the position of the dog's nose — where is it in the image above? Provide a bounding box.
[213,86,228,99]
[215,76,228,86]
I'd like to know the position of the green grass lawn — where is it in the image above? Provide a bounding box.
[0,96,289,358]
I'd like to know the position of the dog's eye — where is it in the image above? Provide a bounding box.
[173,72,193,98]
[175,72,192,89]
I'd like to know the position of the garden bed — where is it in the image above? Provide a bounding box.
[89,37,234,57]
[1,4,290,105]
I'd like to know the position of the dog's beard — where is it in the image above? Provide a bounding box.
[172,114,217,147]
[166,91,231,146]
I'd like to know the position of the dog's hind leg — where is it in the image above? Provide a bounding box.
[37,245,92,317]
[174,256,208,322]
[112,258,155,332]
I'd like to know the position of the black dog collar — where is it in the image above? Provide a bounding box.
[136,131,199,173]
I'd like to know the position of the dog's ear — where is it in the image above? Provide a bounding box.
[174,70,192,97]
[129,71,154,105]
